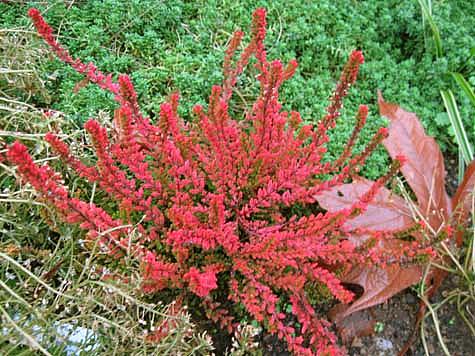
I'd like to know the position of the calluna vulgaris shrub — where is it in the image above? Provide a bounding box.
[4,8,432,355]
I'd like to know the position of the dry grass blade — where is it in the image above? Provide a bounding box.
[0,305,52,356]
[417,0,443,58]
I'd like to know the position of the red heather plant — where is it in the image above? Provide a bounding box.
[5,8,433,355]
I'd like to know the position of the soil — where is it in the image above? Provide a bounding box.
[257,277,475,356]
[348,277,475,356]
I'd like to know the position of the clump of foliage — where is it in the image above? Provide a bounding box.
[4,8,437,355]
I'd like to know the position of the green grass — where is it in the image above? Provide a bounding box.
[417,0,474,182]
[2,0,474,179]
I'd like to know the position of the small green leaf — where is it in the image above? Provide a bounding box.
[374,321,384,333]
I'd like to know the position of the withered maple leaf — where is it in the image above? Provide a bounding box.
[315,92,475,344]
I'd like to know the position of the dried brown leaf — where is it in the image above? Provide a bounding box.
[453,159,475,219]
[331,264,423,325]
[317,95,460,344]
[378,92,451,230]
[316,178,422,327]
[330,307,376,344]
[316,178,413,234]
[452,160,475,246]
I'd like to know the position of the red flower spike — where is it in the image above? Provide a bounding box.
[184,267,218,297]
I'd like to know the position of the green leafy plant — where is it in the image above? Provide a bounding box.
[418,0,474,180]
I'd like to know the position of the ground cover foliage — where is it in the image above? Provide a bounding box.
[1,1,474,355]
[1,0,474,179]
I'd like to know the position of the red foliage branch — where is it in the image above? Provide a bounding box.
[5,8,433,355]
